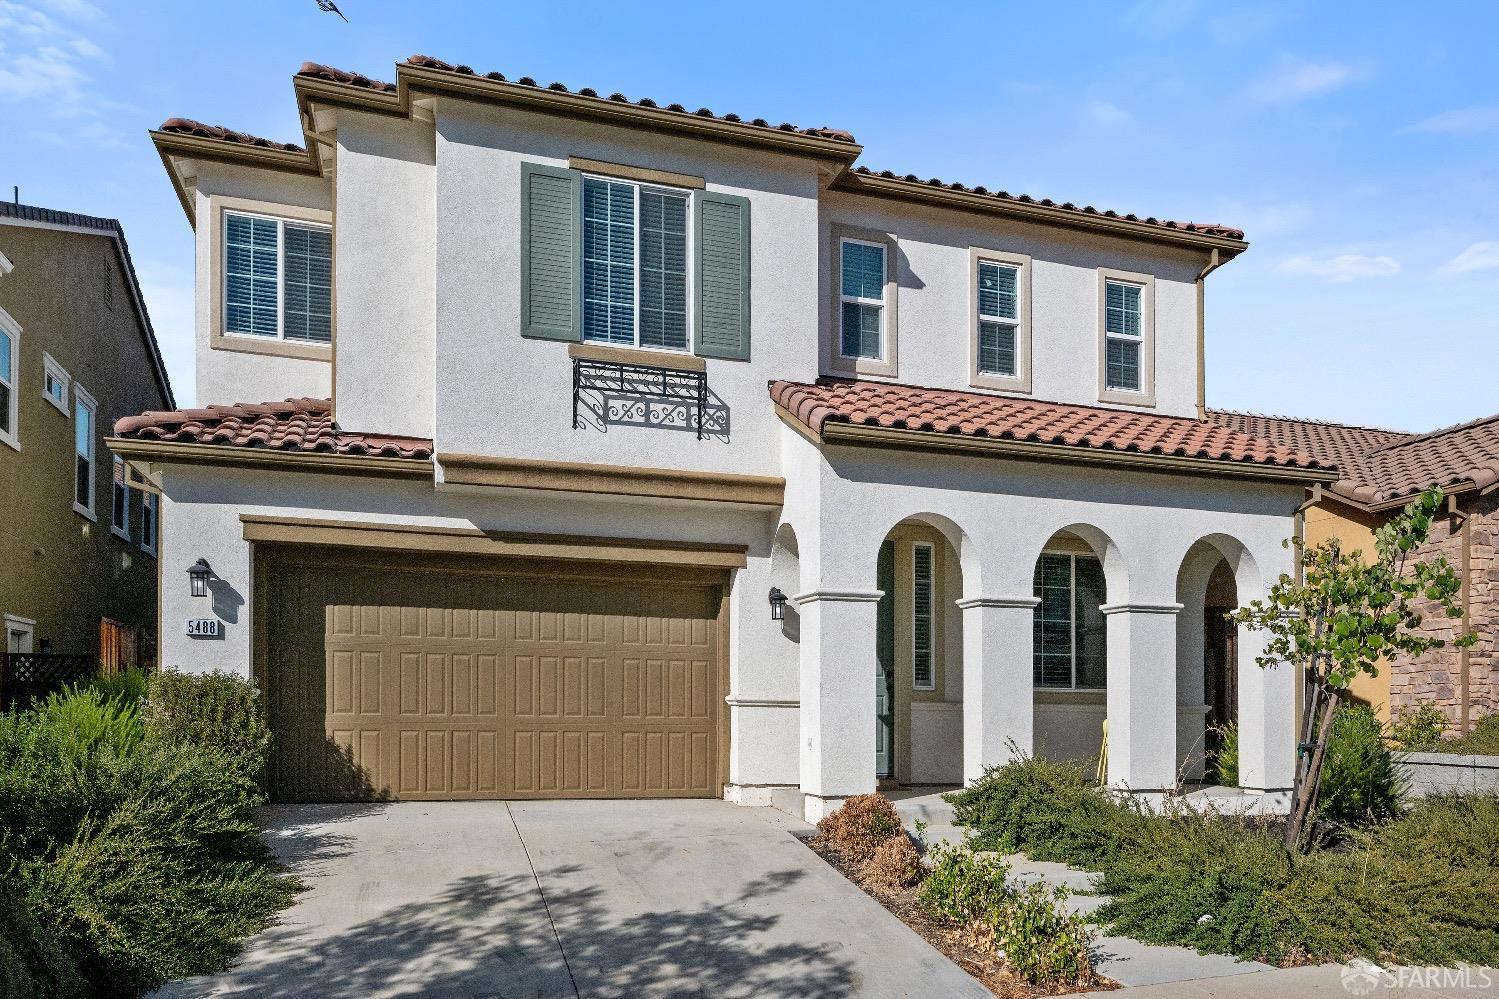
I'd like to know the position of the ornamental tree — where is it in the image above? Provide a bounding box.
[1231,487,1473,849]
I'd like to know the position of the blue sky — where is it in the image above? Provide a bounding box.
[3,1,1496,430]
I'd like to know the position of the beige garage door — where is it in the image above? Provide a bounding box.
[260,554,724,802]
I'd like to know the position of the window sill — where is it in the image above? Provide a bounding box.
[74,502,97,523]
[211,331,332,362]
[0,431,18,453]
[568,341,705,373]
[111,525,130,542]
[43,394,69,416]
[1098,388,1156,408]
[970,373,1032,394]
[140,544,157,558]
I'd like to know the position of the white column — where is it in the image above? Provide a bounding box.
[958,596,1038,786]
[1102,601,1182,792]
[795,588,881,821]
[1235,624,1296,793]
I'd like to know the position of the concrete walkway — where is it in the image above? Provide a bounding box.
[891,789,1274,989]
[158,799,991,999]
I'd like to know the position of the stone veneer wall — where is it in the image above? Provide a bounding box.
[1391,492,1497,734]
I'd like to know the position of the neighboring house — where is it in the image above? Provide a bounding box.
[0,202,175,668]
[1211,409,1498,736]
[114,56,1337,818]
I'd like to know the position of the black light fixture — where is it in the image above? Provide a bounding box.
[188,558,213,598]
[768,587,788,621]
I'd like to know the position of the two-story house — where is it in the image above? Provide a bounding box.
[1,201,174,673]
[114,56,1336,818]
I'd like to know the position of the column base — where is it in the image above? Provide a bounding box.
[799,792,847,823]
[722,783,798,808]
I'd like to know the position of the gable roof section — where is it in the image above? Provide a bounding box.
[1207,408,1499,510]
[152,55,1245,252]
[0,201,176,409]
[774,379,1333,482]
[113,397,431,460]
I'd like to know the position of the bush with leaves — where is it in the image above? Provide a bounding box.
[918,843,1097,987]
[1428,712,1499,756]
[0,673,296,997]
[1316,703,1405,827]
[812,792,902,865]
[1390,703,1450,750]
[1212,721,1239,787]
[89,668,149,711]
[143,671,272,785]
[950,753,1499,966]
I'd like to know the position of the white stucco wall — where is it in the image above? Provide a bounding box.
[332,112,437,439]
[190,164,333,406]
[431,98,822,477]
[820,190,1205,418]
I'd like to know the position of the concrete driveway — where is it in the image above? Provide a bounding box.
[158,799,990,999]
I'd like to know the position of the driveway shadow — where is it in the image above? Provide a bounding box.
[164,863,857,998]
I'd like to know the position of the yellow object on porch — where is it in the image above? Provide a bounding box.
[1096,718,1109,784]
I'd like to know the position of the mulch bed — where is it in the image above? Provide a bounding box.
[801,835,1115,998]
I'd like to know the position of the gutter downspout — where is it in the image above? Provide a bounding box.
[1451,493,1473,734]
[1195,248,1223,421]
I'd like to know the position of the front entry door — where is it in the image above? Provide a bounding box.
[875,540,895,778]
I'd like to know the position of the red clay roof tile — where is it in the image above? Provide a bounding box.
[158,118,306,153]
[297,61,396,93]
[113,398,432,460]
[773,379,1330,472]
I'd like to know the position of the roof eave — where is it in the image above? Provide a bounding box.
[150,129,321,227]
[830,170,1249,257]
[391,62,864,164]
[107,437,433,478]
[781,409,1335,485]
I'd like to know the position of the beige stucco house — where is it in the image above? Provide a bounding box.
[0,201,174,671]
[114,56,1339,818]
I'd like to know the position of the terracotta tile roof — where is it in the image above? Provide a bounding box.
[772,379,1331,473]
[847,167,1245,241]
[396,54,858,144]
[297,61,396,93]
[1209,408,1499,508]
[158,118,305,153]
[112,398,432,460]
[1205,409,1408,471]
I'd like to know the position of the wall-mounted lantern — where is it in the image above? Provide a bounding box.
[768,587,788,621]
[188,559,213,598]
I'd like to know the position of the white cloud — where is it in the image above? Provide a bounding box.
[1084,99,1133,128]
[1438,242,1499,276]
[1277,253,1400,283]
[1248,58,1361,103]
[1407,106,1499,136]
[0,1,125,145]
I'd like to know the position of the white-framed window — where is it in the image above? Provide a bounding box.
[0,307,19,451]
[73,385,97,520]
[839,237,886,360]
[4,614,35,654]
[110,455,130,540]
[1033,552,1107,690]
[42,352,69,415]
[223,210,332,344]
[140,490,157,555]
[581,175,691,351]
[977,260,1020,377]
[912,542,936,691]
[1103,279,1144,393]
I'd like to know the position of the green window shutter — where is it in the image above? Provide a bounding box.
[521,162,582,341]
[694,190,751,360]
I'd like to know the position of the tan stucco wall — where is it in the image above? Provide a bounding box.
[1303,499,1392,724]
[0,222,171,659]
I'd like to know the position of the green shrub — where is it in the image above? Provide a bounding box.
[1316,703,1405,826]
[1429,712,1499,756]
[143,671,272,785]
[917,844,1096,986]
[0,680,295,996]
[1390,703,1449,749]
[1212,721,1239,786]
[946,753,1147,865]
